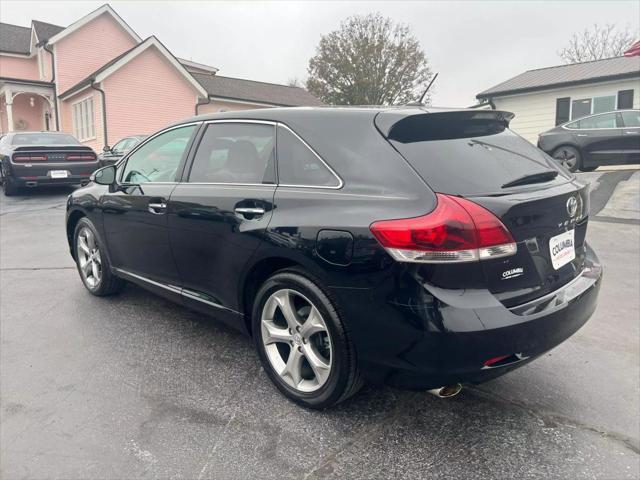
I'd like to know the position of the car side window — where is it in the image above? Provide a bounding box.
[620,111,640,128]
[188,123,275,184]
[112,138,131,154]
[577,113,616,129]
[564,121,579,129]
[276,126,340,187]
[121,125,196,184]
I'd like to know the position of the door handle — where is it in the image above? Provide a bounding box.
[624,131,639,135]
[148,202,167,214]
[235,207,265,218]
[576,134,588,137]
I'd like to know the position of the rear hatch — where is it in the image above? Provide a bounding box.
[375,109,589,307]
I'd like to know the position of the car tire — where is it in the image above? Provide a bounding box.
[2,176,18,196]
[73,217,124,296]
[252,268,363,409]
[552,146,582,172]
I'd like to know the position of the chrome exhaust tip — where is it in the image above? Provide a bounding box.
[427,383,462,398]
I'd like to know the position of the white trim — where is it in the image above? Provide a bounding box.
[47,4,141,45]
[60,37,207,99]
[178,58,219,74]
[0,51,34,59]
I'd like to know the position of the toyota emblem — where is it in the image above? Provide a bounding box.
[566,196,578,217]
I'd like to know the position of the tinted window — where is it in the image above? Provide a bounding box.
[12,133,80,145]
[277,126,339,187]
[621,111,640,128]
[121,125,195,184]
[188,123,275,184]
[565,121,579,129]
[578,113,616,129]
[111,138,132,154]
[388,116,566,196]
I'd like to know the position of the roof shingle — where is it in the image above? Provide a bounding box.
[477,56,640,99]
[0,22,31,54]
[32,20,65,42]
[192,73,323,107]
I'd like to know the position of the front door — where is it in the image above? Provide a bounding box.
[573,112,623,167]
[168,121,277,318]
[101,124,199,286]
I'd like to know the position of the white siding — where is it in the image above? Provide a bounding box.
[492,78,640,143]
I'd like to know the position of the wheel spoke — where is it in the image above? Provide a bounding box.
[81,259,92,275]
[93,250,101,265]
[78,237,91,255]
[283,347,304,387]
[84,229,96,249]
[262,320,292,345]
[302,343,331,385]
[300,306,326,338]
[91,260,100,280]
[273,290,300,330]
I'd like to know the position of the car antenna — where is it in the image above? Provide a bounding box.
[406,73,438,106]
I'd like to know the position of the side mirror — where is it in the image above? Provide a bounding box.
[103,145,112,153]
[91,165,116,185]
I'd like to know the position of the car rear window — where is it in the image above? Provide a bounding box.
[12,133,80,145]
[385,113,567,196]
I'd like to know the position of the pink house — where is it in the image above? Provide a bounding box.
[0,4,322,152]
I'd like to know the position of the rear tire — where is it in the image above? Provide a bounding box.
[252,268,363,409]
[73,217,124,296]
[552,146,581,172]
[2,176,18,196]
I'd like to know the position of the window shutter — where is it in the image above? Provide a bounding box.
[617,90,634,110]
[555,97,570,125]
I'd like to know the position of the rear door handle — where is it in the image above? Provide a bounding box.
[148,201,167,214]
[576,133,588,137]
[235,207,265,218]
[624,130,639,135]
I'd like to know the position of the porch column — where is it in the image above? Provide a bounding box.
[5,88,14,132]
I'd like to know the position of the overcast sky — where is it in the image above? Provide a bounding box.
[2,1,638,106]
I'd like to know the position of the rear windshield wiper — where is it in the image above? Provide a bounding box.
[501,170,558,189]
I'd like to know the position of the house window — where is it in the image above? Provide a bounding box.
[571,98,592,120]
[72,97,95,141]
[569,94,618,120]
[593,95,616,114]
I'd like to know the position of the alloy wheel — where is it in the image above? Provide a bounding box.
[261,289,332,393]
[77,227,102,288]
[553,148,578,170]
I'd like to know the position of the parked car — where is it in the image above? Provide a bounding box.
[538,109,640,172]
[0,131,98,196]
[97,135,147,167]
[65,108,602,409]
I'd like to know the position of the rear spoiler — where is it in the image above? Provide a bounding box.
[374,109,515,141]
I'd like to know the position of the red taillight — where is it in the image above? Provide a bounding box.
[13,155,47,162]
[65,154,96,161]
[369,193,516,263]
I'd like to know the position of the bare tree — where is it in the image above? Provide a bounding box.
[558,24,636,63]
[286,78,304,88]
[306,13,432,105]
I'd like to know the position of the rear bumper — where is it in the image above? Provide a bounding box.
[7,162,98,186]
[331,244,602,390]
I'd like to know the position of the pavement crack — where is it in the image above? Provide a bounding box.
[470,387,640,455]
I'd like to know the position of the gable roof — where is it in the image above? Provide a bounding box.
[192,73,323,107]
[32,20,65,42]
[59,36,207,99]
[0,22,32,54]
[48,4,141,45]
[477,56,640,99]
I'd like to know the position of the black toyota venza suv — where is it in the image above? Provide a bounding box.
[66,107,602,408]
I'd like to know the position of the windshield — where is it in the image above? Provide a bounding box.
[12,133,80,146]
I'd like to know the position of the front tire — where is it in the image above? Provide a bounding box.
[552,146,582,172]
[252,269,362,409]
[73,217,124,296]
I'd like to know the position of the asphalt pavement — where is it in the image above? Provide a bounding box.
[1,169,639,479]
